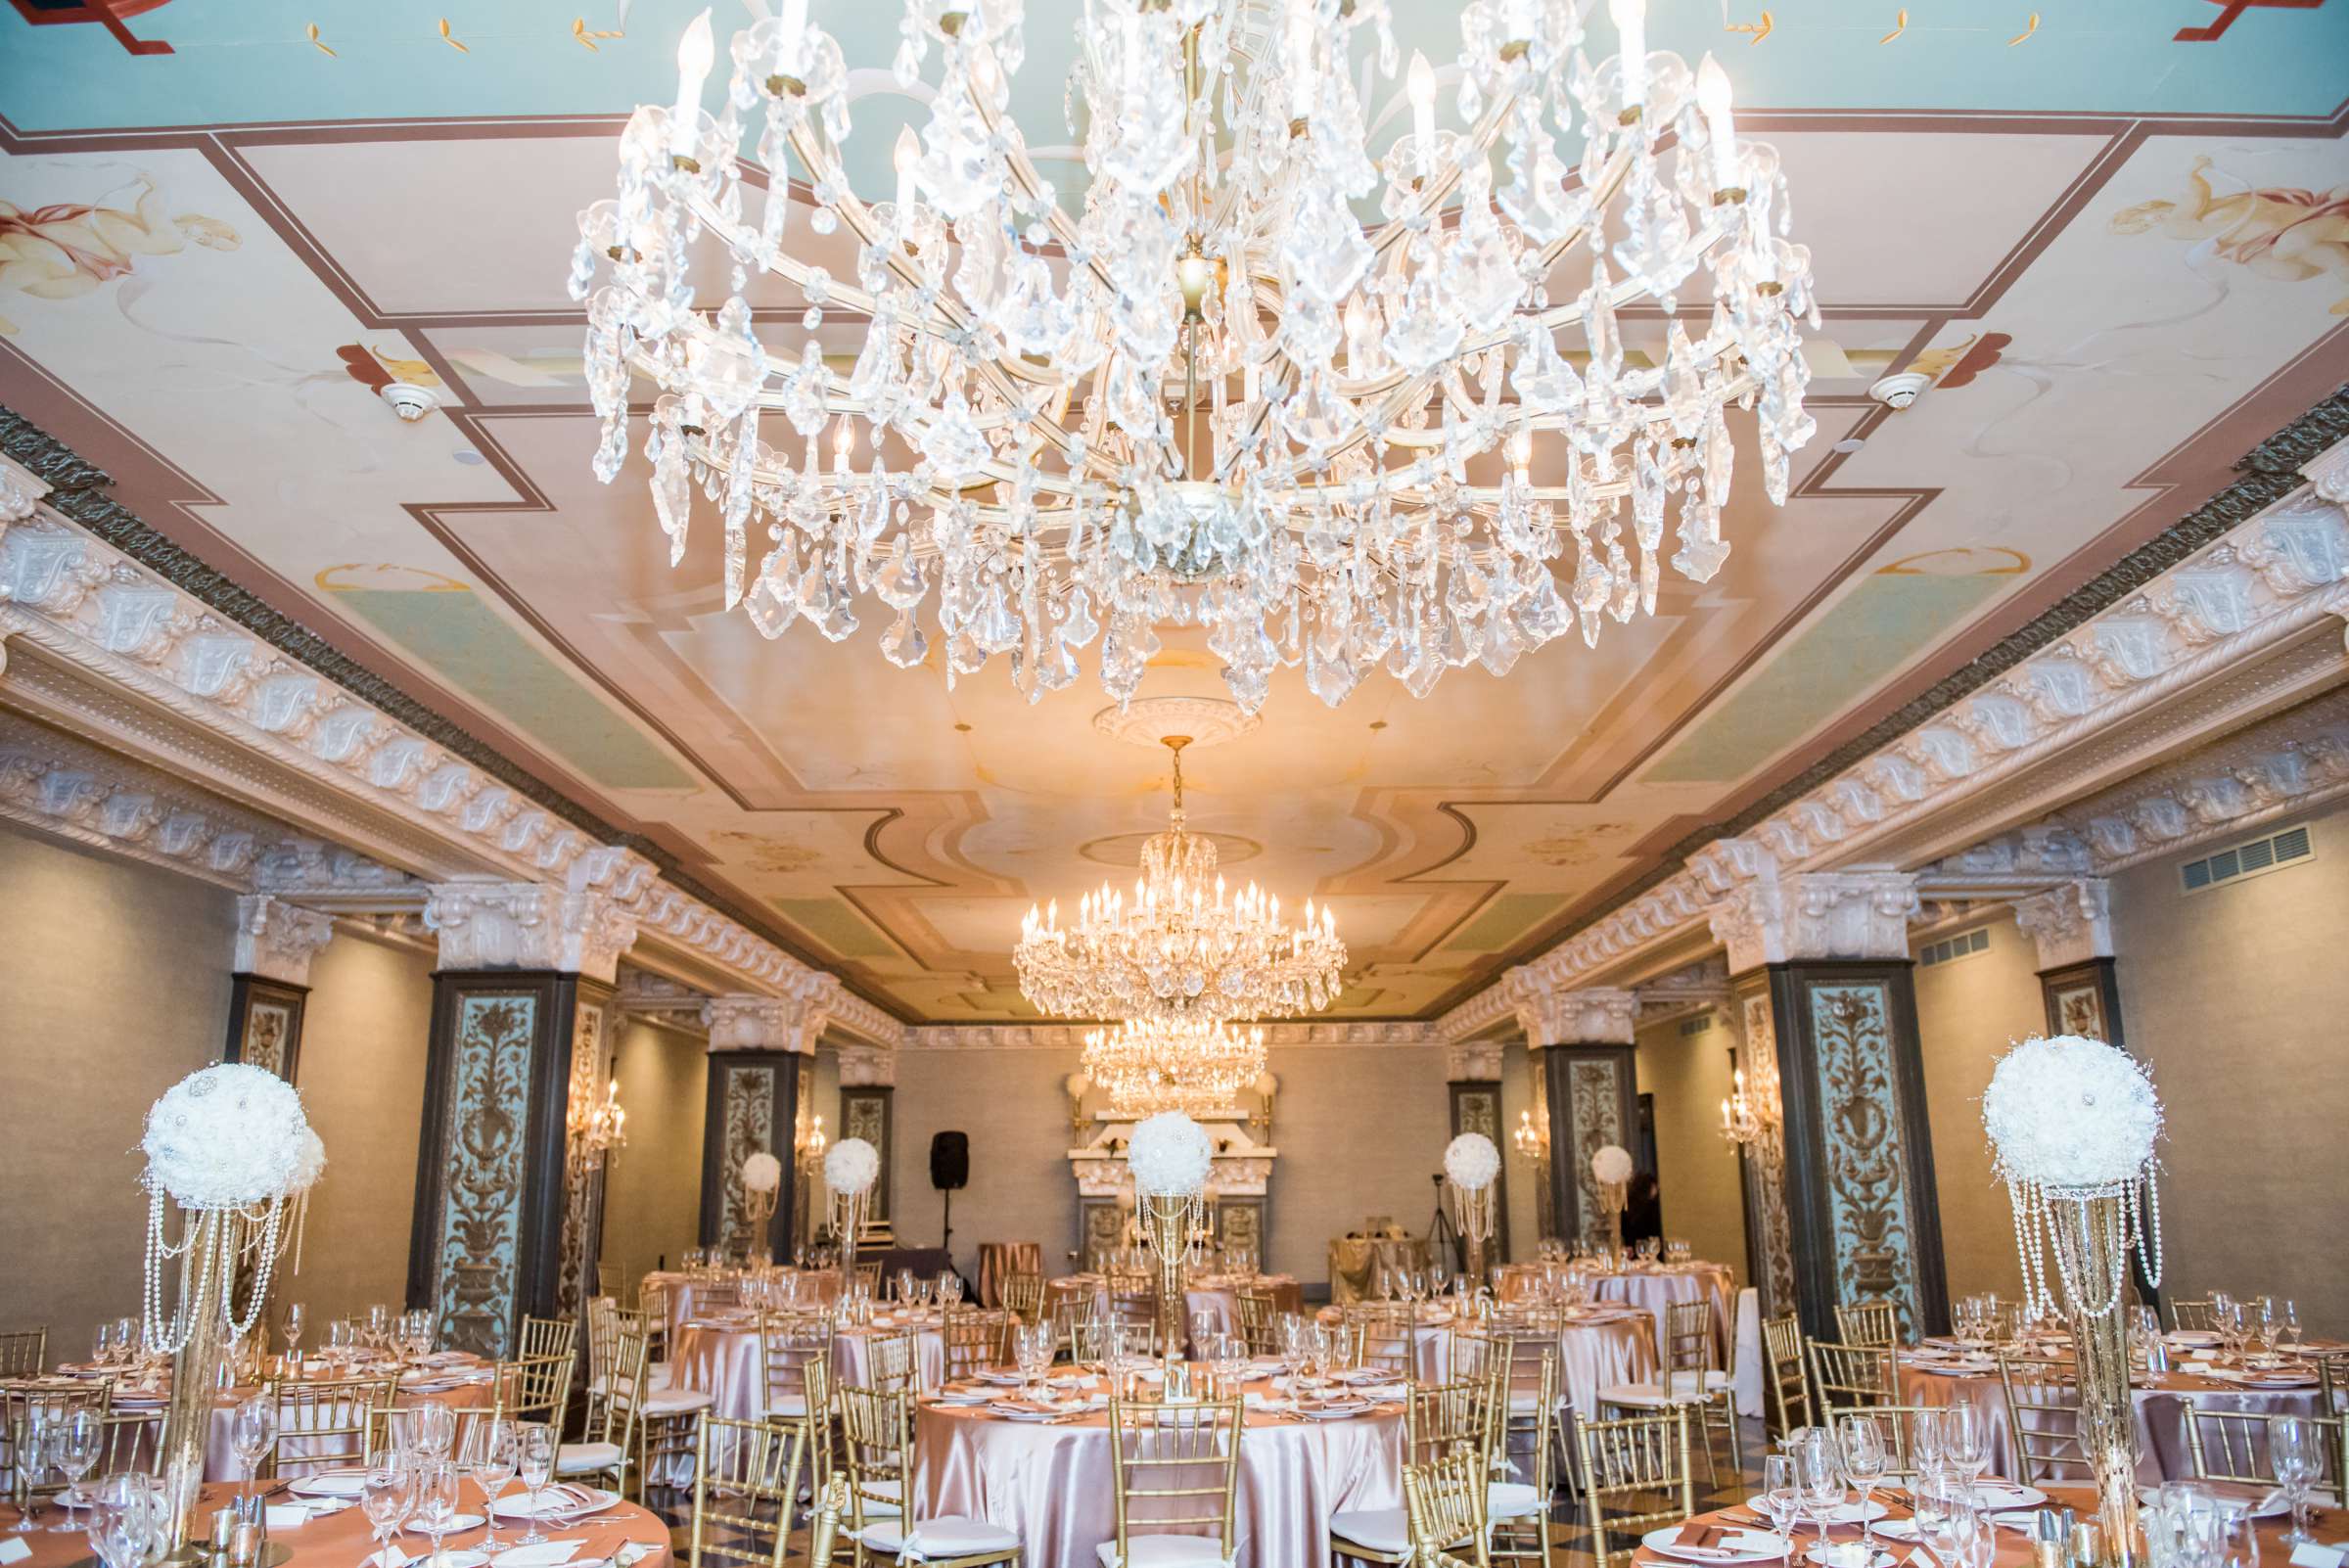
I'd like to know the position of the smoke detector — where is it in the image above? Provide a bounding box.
[1868,371,1931,411]
[380,382,438,423]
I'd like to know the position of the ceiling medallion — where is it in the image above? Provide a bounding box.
[1015,735,1345,1022]
[576,0,1816,713]
[1083,1016,1267,1119]
[1092,695,1259,750]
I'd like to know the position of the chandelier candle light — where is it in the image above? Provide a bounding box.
[1017,737,1343,1021]
[740,1150,784,1264]
[1984,1036,2164,1567]
[1083,1016,1267,1118]
[1126,1111,1215,1354]
[825,1136,882,1279]
[139,1064,317,1557]
[576,0,1815,712]
[1442,1131,1500,1290]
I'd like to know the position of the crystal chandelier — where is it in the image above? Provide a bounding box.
[1015,735,1344,1020]
[1084,1016,1267,1118]
[576,0,1816,712]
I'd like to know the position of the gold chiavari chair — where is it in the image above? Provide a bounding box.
[94,1405,161,1481]
[1000,1274,1046,1327]
[1827,1407,1952,1482]
[2169,1298,2222,1334]
[2183,1407,2349,1494]
[1322,1319,1370,1371]
[586,1296,622,1398]
[1573,1407,1696,1568]
[1346,1305,1419,1378]
[1234,1290,1281,1359]
[1834,1302,1902,1350]
[1808,1339,1900,1420]
[520,1314,579,1366]
[267,1373,396,1478]
[1101,1393,1244,1568]
[1332,1371,1501,1565]
[852,1260,884,1300]
[371,1399,512,1466]
[640,1282,672,1367]
[2319,1355,2345,1419]
[760,1312,836,1420]
[835,1383,1020,1566]
[3,1378,114,1503]
[942,1308,1014,1385]
[557,1319,651,1499]
[1762,1316,1812,1439]
[499,1350,574,1429]
[1404,1450,1494,1568]
[1601,1301,1737,1486]
[1995,1352,2094,1486]
[0,1331,47,1380]
[1488,1344,1559,1568]
[863,1332,921,1395]
[686,1413,809,1568]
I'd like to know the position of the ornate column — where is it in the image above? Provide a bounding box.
[224,895,336,1081]
[2013,879,2123,1043]
[700,982,833,1264]
[1445,1039,1511,1265]
[1711,869,1951,1339]
[838,1044,898,1240]
[408,880,637,1356]
[1517,985,1640,1248]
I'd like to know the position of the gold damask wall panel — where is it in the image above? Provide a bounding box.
[429,992,541,1357]
[1799,976,1929,1337]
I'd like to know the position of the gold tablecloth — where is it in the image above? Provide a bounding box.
[1324,1237,1433,1306]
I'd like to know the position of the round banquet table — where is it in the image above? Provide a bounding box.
[977,1242,1044,1308]
[916,1375,1403,1568]
[1585,1263,1734,1360]
[640,1268,843,1337]
[1312,1303,1658,1425]
[3,1476,670,1568]
[1899,1343,2331,1483]
[1632,1482,2329,1568]
[1325,1239,1433,1307]
[670,1310,948,1420]
[1047,1274,1305,1353]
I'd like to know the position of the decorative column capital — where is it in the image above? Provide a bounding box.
[1709,869,1920,975]
[231,894,336,987]
[838,1043,898,1086]
[422,881,639,985]
[1446,1038,1504,1083]
[703,979,837,1055]
[0,456,49,524]
[2010,878,2114,971]
[2303,433,2349,510]
[1519,985,1637,1047]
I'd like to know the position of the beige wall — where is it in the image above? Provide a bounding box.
[600,1016,708,1296]
[1265,1043,1456,1287]
[0,826,238,1359]
[888,1048,1081,1282]
[280,931,437,1332]
[2110,799,2349,1338]
[1635,1015,1748,1285]
[1910,912,2038,1304]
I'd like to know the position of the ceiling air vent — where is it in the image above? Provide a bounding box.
[1677,1014,1715,1038]
[1917,927,1992,968]
[2180,823,2315,895]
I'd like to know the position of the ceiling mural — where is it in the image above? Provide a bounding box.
[2,2,2343,1023]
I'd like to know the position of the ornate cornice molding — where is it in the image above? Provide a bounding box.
[1445,1038,1505,1082]
[1708,869,1921,975]
[0,406,901,1022]
[0,709,268,888]
[2010,879,2113,971]
[1515,984,1638,1046]
[703,983,835,1055]
[423,880,640,986]
[902,1019,1441,1050]
[232,893,337,986]
[838,1043,898,1086]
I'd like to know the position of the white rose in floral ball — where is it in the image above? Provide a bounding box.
[289,1129,327,1194]
[142,1062,313,1210]
[1127,1111,1214,1196]
[1591,1144,1634,1186]
[741,1150,784,1194]
[824,1136,880,1196]
[1443,1132,1500,1191]
[1983,1035,2161,1190]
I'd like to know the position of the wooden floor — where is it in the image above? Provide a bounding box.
[643,1415,1771,1567]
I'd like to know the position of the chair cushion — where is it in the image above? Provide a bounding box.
[1489,1481,1543,1519]
[852,1478,903,1518]
[854,1516,1019,1558]
[644,1386,714,1415]
[1097,1536,1236,1567]
[1329,1506,1412,1555]
[1600,1382,1680,1407]
[763,1394,808,1419]
[1666,1369,1732,1397]
[646,1361,674,1391]
[555,1441,623,1475]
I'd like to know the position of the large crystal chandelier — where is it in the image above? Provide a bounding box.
[1084,1017,1267,1118]
[576,0,1816,712]
[1015,736,1344,1020]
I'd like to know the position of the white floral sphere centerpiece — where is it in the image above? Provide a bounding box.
[1127,1111,1214,1197]
[1443,1132,1501,1192]
[825,1136,880,1196]
[1982,1035,2161,1192]
[1591,1144,1634,1186]
[741,1150,783,1194]
[289,1129,327,1195]
[142,1062,313,1211]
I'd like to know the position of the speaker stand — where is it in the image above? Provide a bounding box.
[943,1186,953,1255]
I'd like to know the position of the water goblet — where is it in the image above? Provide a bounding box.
[360,1462,415,1567]
[10,1408,59,1533]
[1758,1453,1802,1547]
[411,1400,456,1462]
[1793,1426,1845,1563]
[282,1303,306,1366]
[1942,1400,1990,1489]
[467,1418,518,1555]
[513,1422,556,1546]
[2272,1416,2321,1545]
[1835,1413,1888,1554]
[230,1392,278,1498]
[48,1407,102,1532]
[412,1459,460,1568]
[89,1474,159,1568]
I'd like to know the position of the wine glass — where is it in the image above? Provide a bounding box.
[467,1418,517,1555]
[411,1401,457,1462]
[89,1474,160,1568]
[360,1463,415,1568]
[1757,1453,1802,1547]
[1836,1413,1889,1554]
[10,1407,56,1533]
[48,1407,102,1531]
[513,1422,556,1547]
[412,1459,460,1568]
[283,1303,306,1365]
[1942,1400,1991,1491]
[2272,1416,2322,1545]
[1793,1426,1845,1563]
[230,1392,278,1498]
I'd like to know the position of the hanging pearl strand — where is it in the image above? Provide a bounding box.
[2008,1180,2052,1321]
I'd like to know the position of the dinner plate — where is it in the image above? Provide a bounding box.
[2166,1331,2221,1348]
[1301,1402,1371,1420]
[370,1550,486,1568]
[489,1487,617,1520]
[1965,1483,2048,1510]
[1749,1499,1887,1526]
[2138,1487,2296,1520]
[1802,1545,1897,1568]
[290,1471,373,1499]
[1641,1526,1790,1563]
[2205,1369,2316,1388]
[990,1405,1067,1422]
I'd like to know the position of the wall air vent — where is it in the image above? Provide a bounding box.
[2180,823,2314,895]
[1917,927,1992,968]
[1677,1014,1714,1038]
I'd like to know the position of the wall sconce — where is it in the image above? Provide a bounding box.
[797,1112,828,1171]
[1249,1071,1278,1140]
[576,1078,626,1157]
[1065,1072,1092,1138]
[1719,1068,1766,1147]
[1510,1108,1547,1160]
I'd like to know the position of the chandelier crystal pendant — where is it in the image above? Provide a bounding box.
[1083,1016,1267,1119]
[576,0,1817,712]
[1016,735,1344,1021]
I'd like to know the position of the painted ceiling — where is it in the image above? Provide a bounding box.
[2,1,2344,1024]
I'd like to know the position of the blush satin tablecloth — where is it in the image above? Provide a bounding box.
[977,1243,1044,1308]
[639,1268,844,1337]
[1312,1303,1657,1425]
[916,1381,1404,1568]
[1045,1275,1305,1355]
[671,1313,949,1420]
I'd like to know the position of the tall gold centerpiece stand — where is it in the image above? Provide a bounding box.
[1596,1178,1628,1263]
[741,1181,779,1268]
[2036,1181,2149,1567]
[1140,1189,1202,1357]
[1446,1178,1496,1292]
[830,1188,869,1291]
[149,1200,290,1559]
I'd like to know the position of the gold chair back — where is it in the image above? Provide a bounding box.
[2168,1298,2221,1333]
[1234,1290,1281,1358]
[1345,1305,1417,1376]
[1573,1407,1695,1568]
[1761,1315,1811,1437]
[1104,1395,1244,1567]
[519,1314,578,1366]
[758,1312,835,1419]
[499,1350,573,1427]
[864,1331,920,1395]
[943,1308,1014,1384]
[3,1377,113,1498]
[834,1383,914,1538]
[1807,1339,1899,1418]
[2182,1407,2349,1493]
[1834,1301,1901,1349]
[1665,1300,1718,1374]
[0,1332,47,1381]
[1404,1449,1492,1568]
[268,1373,397,1477]
[1001,1274,1046,1326]
[852,1260,884,1298]
[1995,1352,2095,1485]
[685,1413,808,1568]
[1405,1369,1502,1470]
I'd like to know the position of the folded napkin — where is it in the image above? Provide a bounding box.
[486,1542,584,1568]
[990,1398,1057,1415]
[266,1501,352,1529]
[0,1538,32,1566]
[1681,1525,1733,1550]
